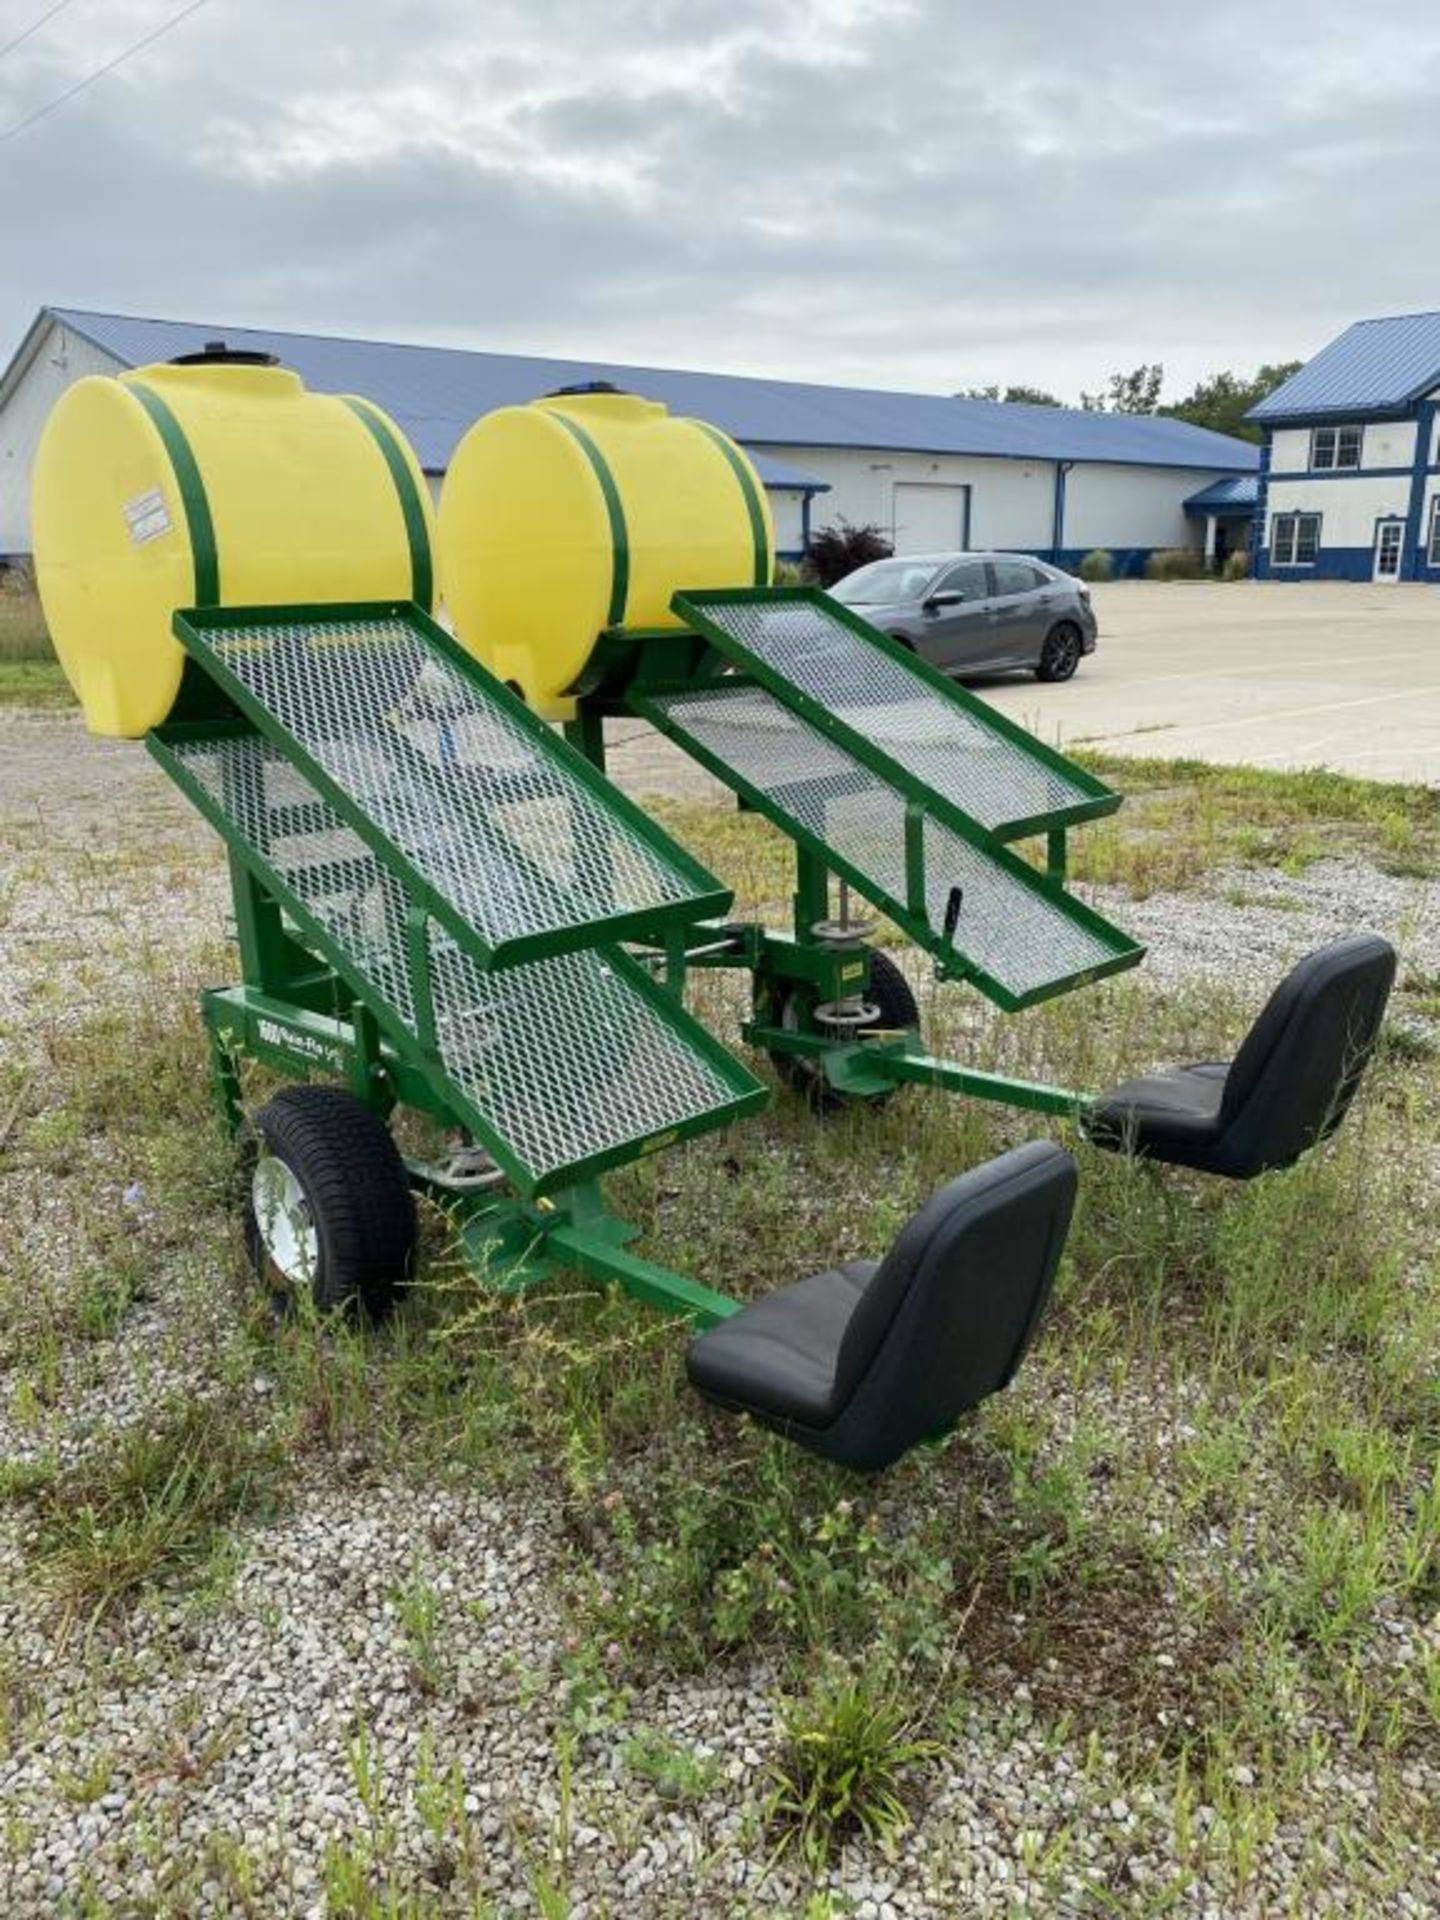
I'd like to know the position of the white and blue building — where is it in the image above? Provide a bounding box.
[1248,310,1440,583]
[0,306,1258,568]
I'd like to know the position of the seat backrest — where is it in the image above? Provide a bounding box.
[827,1141,1077,1468]
[1218,935,1396,1171]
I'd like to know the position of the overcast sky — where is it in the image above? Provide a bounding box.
[3,0,1438,402]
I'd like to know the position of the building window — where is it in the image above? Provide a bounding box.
[1429,497,1440,567]
[1272,513,1321,566]
[1311,425,1362,470]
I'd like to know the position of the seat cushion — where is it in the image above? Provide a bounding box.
[1085,1061,1229,1158]
[686,1260,878,1426]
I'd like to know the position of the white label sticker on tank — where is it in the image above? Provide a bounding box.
[124,488,172,545]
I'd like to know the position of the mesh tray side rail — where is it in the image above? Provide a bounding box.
[795,585,1119,824]
[635,687,1141,1012]
[173,602,733,960]
[672,587,1120,842]
[408,604,728,910]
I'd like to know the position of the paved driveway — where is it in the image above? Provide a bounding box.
[977,581,1440,785]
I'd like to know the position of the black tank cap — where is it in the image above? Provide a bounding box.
[170,340,281,367]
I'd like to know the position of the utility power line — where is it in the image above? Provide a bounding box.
[0,0,212,144]
[0,0,77,66]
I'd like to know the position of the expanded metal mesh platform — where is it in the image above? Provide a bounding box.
[153,726,762,1191]
[638,683,1140,1009]
[672,587,1117,839]
[172,604,728,968]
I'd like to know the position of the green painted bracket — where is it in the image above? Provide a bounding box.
[745,1019,1092,1117]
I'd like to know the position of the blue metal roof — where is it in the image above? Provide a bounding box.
[745,450,830,492]
[42,308,1256,474]
[1183,473,1258,514]
[1249,311,1440,422]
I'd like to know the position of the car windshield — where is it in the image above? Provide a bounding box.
[831,559,941,605]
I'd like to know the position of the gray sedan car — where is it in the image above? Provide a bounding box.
[829,551,1097,682]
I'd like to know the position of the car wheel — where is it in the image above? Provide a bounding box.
[1037,622,1082,683]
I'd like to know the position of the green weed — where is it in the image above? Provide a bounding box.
[765,1664,939,1866]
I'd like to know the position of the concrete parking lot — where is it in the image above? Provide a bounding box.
[605,581,1440,797]
[979,580,1440,785]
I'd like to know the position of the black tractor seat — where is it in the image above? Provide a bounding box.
[686,1141,1077,1470]
[1085,934,1396,1179]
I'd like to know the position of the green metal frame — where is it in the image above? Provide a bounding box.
[151,575,1144,1337]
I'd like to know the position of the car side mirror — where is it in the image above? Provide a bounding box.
[923,590,964,612]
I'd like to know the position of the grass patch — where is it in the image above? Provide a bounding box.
[0,567,71,708]
[0,565,52,662]
[0,658,71,707]
[24,1393,286,1633]
[1067,752,1440,892]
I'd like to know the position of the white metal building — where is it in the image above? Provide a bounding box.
[1,307,1257,568]
[1248,310,1440,583]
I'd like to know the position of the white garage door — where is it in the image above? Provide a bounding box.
[891,482,969,554]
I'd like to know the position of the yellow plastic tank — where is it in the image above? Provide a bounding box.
[437,388,773,716]
[32,354,435,737]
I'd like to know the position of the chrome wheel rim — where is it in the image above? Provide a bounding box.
[251,1155,319,1286]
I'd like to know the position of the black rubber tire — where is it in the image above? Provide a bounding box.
[1036,622,1083,683]
[244,1084,416,1318]
[759,949,920,1112]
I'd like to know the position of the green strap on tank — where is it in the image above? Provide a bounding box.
[342,397,434,610]
[550,413,631,627]
[694,422,770,586]
[128,381,220,606]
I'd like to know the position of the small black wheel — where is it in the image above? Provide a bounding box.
[244,1084,416,1317]
[1036,622,1082,683]
[757,949,919,1111]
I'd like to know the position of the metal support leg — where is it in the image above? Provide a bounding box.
[792,845,829,941]
[564,706,607,772]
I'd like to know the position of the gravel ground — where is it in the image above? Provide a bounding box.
[1,710,1436,1916]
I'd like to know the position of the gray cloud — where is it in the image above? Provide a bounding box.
[3,0,1439,400]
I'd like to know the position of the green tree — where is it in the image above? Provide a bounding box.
[1160,361,1303,442]
[1080,364,1165,414]
[957,383,1062,406]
